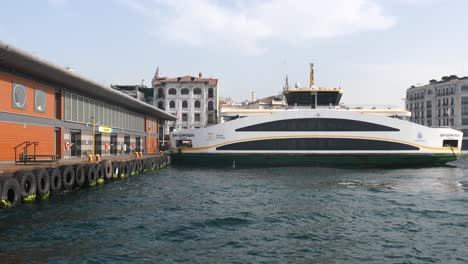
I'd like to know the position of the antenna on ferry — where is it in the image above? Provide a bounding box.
[309,62,315,88]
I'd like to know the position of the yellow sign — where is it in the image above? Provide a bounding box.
[98,126,113,133]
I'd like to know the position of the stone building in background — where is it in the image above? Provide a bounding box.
[405,75,468,148]
[150,68,219,142]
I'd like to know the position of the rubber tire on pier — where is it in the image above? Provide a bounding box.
[123,161,131,176]
[33,169,50,197]
[136,160,143,174]
[151,158,157,169]
[101,160,113,181]
[130,160,137,175]
[48,168,62,194]
[75,164,85,188]
[112,162,120,178]
[85,165,97,185]
[95,164,105,182]
[14,170,37,201]
[118,162,126,177]
[0,175,21,208]
[60,165,75,191]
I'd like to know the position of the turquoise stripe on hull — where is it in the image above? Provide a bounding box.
[171,153,459,167]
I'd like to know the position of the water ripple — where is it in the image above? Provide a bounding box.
[1,166,468,263]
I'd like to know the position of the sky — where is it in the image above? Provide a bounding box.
[1,0,468,107]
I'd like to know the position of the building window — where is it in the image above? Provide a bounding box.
[169,88,177,95]
[157,101,164,110]
[12,82,27,109]
[208,101,214,111]
[195,113,200,121]
[208,113,214,124]
[181,88,189,95]
[193,88,202,95]
[182,113,188,121]
[34,88,47,112]
[170,101,175,108]
[157,88,164,97]
[462,85,468,91]
[182,100,188,108]
[208,88,214,98]
[426,101,431,108]
[194,100,200,108]
[169,126,175,132]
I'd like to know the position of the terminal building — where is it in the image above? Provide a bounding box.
[0,41,175,163]
[405,75,468,148]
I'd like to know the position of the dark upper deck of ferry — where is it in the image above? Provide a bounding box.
[283,89,343,108]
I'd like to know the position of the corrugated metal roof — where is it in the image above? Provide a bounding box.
[0,41,175,121]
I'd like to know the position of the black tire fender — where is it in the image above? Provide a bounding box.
[48,168,62,194]
[85,165,97,186]
[95,164,105,184]
[112,162,120,178]
[33,169,50,197]
[0,175,21,208]
[14,170,37,201]
[75,164,86,188]
[102,160,112,181]
[60,165,75,191]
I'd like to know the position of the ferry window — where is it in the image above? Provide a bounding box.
[195,113,200,121]
[34,88,47,112]
[443,140,458,148]
[194,100,201,108]
[182,113,188,121]
[217,138,418,151]
[169,88,177,95]
[208,88,214,98]
[12,82,27,109]
[181,88,189,95]
[182,100,188,108]
[169,101,175,108]
[236,118,400,132]
[208,101,214,111]
[176,140,192,148]
[193,88,202,95]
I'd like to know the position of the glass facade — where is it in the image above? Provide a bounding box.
[64,91,144,131]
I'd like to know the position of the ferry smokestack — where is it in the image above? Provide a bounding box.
[309,63,315,88]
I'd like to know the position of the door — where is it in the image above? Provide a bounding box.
[124,135,130,154]
[70,130,81,157]
[95,133,102,155]
[135,136,141,152]
[110,134,118,155]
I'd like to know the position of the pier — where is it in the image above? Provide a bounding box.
[0,155,171,208]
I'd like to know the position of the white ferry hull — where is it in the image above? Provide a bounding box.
[170,110,462,167]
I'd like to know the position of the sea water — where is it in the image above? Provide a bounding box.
[1,162,468,263]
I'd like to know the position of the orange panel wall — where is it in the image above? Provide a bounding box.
[0,123,54,161]
[0,72,55,118]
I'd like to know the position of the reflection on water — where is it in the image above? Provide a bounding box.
[1,163,467,263]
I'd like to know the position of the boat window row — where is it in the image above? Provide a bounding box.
[217,138,419,151]
[235,118,399,132]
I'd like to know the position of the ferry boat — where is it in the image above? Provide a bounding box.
[169,66,462,167]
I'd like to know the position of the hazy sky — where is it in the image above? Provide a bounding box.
[1,0,467,106]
